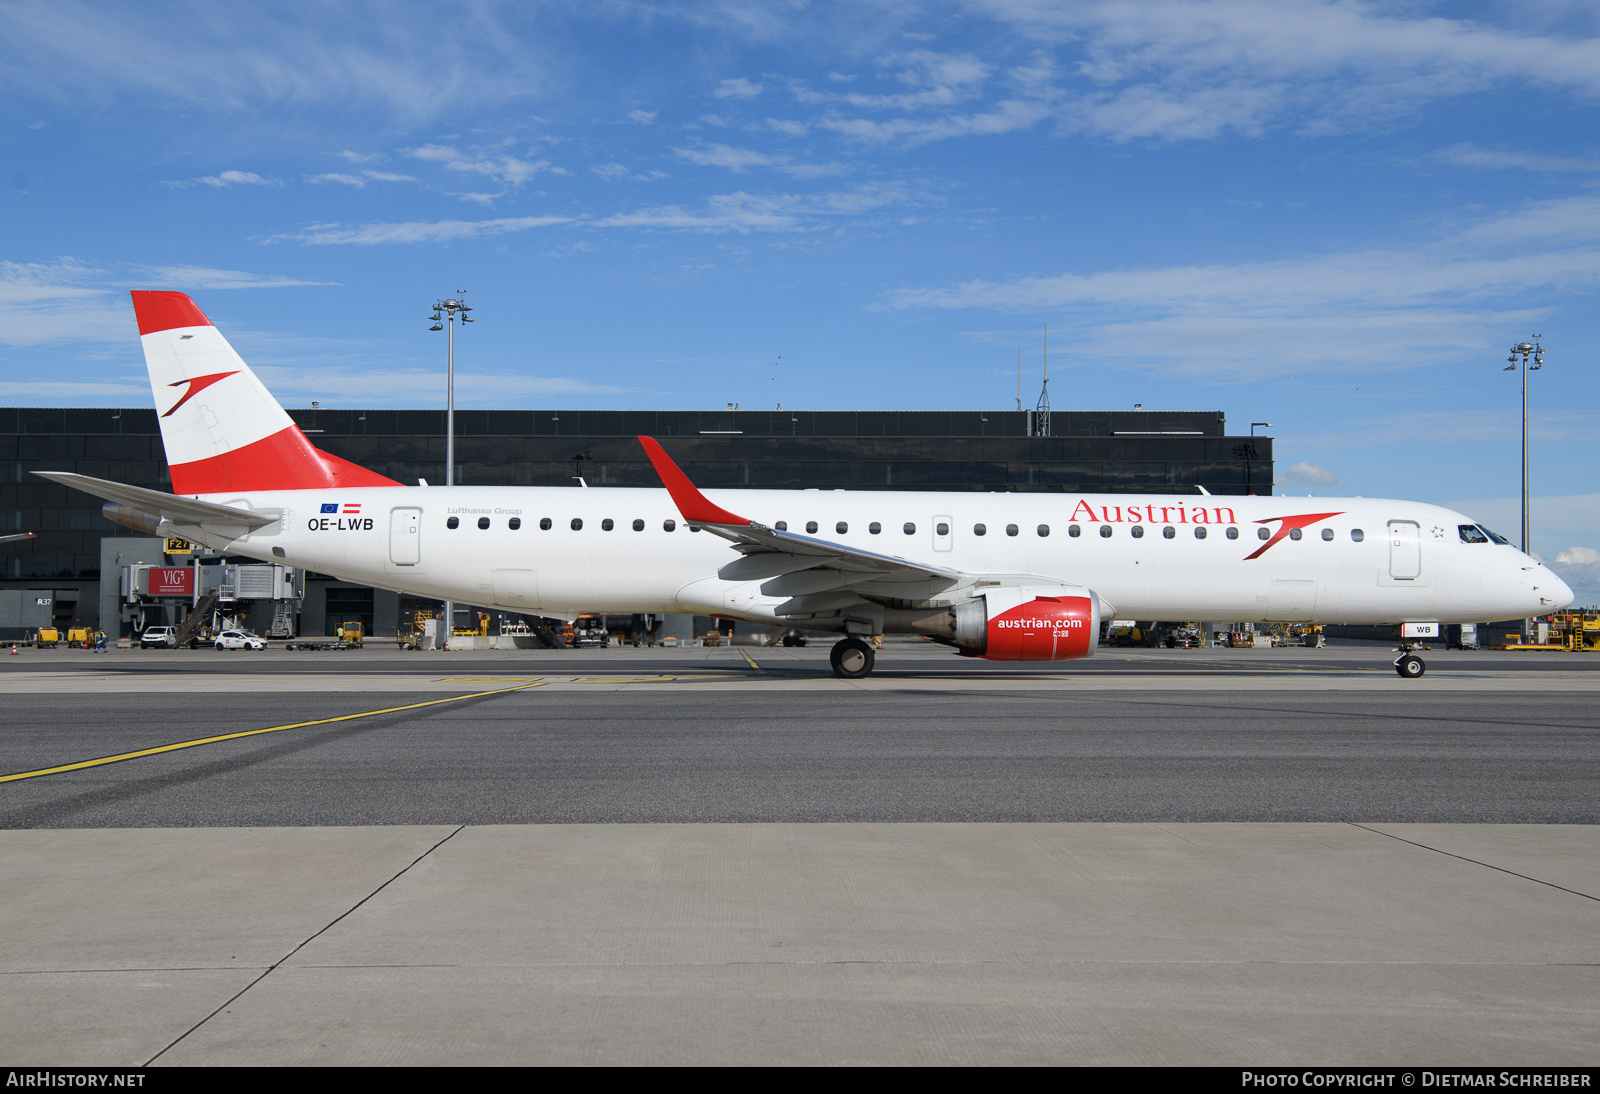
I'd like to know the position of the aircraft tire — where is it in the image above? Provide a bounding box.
[1395,654,1426,679]
[830,637,875,679]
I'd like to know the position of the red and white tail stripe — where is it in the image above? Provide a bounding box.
[132,291,400,495]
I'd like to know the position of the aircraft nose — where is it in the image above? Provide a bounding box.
[1546,570,1575,611]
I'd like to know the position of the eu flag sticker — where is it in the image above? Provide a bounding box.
[320,503,339,513]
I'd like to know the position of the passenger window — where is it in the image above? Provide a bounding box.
[806,521,818,534]
[1005,524,1018,537]
[632,519,644,531]
[663,519,676,532]
[1258,527,1271,540]
[1226,526,1239,540]
[1458,525,1488,543]
[1068,524,1080,538]
[836,522,848,534]
[540,518,552,530]
[447,517,459,529]
[1131,526,1144,539]
[1194,527,1206,539]
[1351,528,1364,542]
[936,522,949,536]
[1162,526,1175,539]
[1322,528,1334,541]
[903,522,916,535]
[1038,524,1050,537]
[509,517,521,530]
[602,519,614,531]
[775,521,787,531]
[477,517,490,530]
[1289,527,1302,541]
[1099,525,1112,538]
[571,518,583,531]
[974,523,987,536]
[869,522,881,535]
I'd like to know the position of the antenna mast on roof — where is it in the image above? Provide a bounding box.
[1034,323,1051,437]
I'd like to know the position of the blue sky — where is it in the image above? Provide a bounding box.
[2,1,1597,597]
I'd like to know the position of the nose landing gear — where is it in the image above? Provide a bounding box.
[1394,645,1427,678]
[830,637,876,679]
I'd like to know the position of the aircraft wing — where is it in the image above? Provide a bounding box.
[0,532,36,546]
[33,471,279,543]
[639,436,969,610]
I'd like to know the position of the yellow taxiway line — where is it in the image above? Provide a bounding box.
[0,681,545,784]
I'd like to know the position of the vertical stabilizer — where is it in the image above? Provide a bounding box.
[131,291,400,494]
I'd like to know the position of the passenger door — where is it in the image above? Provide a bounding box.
[389,508,421,566]
[1388,520,1421,580]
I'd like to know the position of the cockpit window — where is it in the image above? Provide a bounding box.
[1458,525,1489,544]
[1477,525,1511,545]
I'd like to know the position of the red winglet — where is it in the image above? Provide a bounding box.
[638,436,750,526]
[131,291,213,335]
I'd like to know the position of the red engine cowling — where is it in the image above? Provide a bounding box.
[952,586,1102,661]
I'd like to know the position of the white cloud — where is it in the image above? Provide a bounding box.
[0,379,147,399]
[672,142,846,178]
[0,259,126,347]
[1556,546,1600,565]
[282,215,573,245]
[408,144,552,185]
[889,192,1600,378]
[307,172,366,187]
[595,183,908,234]
[0,3,552,125]
[0,259,334,348]
[250,366,640,404]
[309,169,419,187]
[592,163,630,182]
[135,265,332,289]
[162,170,274,189]
[627,109,659,124]
[1282,461,1339,486]
[715,78,763,99]
[1437,143,1600,173]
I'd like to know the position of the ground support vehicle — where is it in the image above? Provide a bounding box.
[214,629,267,650]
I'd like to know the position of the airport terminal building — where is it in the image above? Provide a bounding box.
[1,405,1273,638]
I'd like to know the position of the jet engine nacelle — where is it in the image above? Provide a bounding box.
[951,585,1102,661]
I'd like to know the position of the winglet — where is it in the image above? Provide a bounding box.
[637,437,751,526]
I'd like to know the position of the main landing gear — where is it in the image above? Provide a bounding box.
[1394,644,1427,679]
[830,637,876,679]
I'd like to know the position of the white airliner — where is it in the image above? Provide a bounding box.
[42,291,1571,679]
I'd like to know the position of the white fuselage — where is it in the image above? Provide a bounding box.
[198,485,1567,627]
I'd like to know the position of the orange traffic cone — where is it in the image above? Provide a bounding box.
[9,643,17,655]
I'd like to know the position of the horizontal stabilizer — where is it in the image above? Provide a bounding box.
[33,471,278,534]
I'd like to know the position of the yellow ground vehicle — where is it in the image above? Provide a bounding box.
[35,627,60,648]
[397,611,433,650]
[453,613,490,637]
[339,621,363,647]
[66,627,92,648]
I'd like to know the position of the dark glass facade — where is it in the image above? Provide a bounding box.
[1,406,1272,582]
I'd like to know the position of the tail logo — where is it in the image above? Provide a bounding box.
[162,371,240,418]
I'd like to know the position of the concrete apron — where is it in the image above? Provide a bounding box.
[3,822,1598,1066]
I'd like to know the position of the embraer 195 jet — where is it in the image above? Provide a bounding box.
[40,292,1572,679]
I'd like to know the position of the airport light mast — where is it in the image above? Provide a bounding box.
[1505,336,1543,639]
[430,292,474,643]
